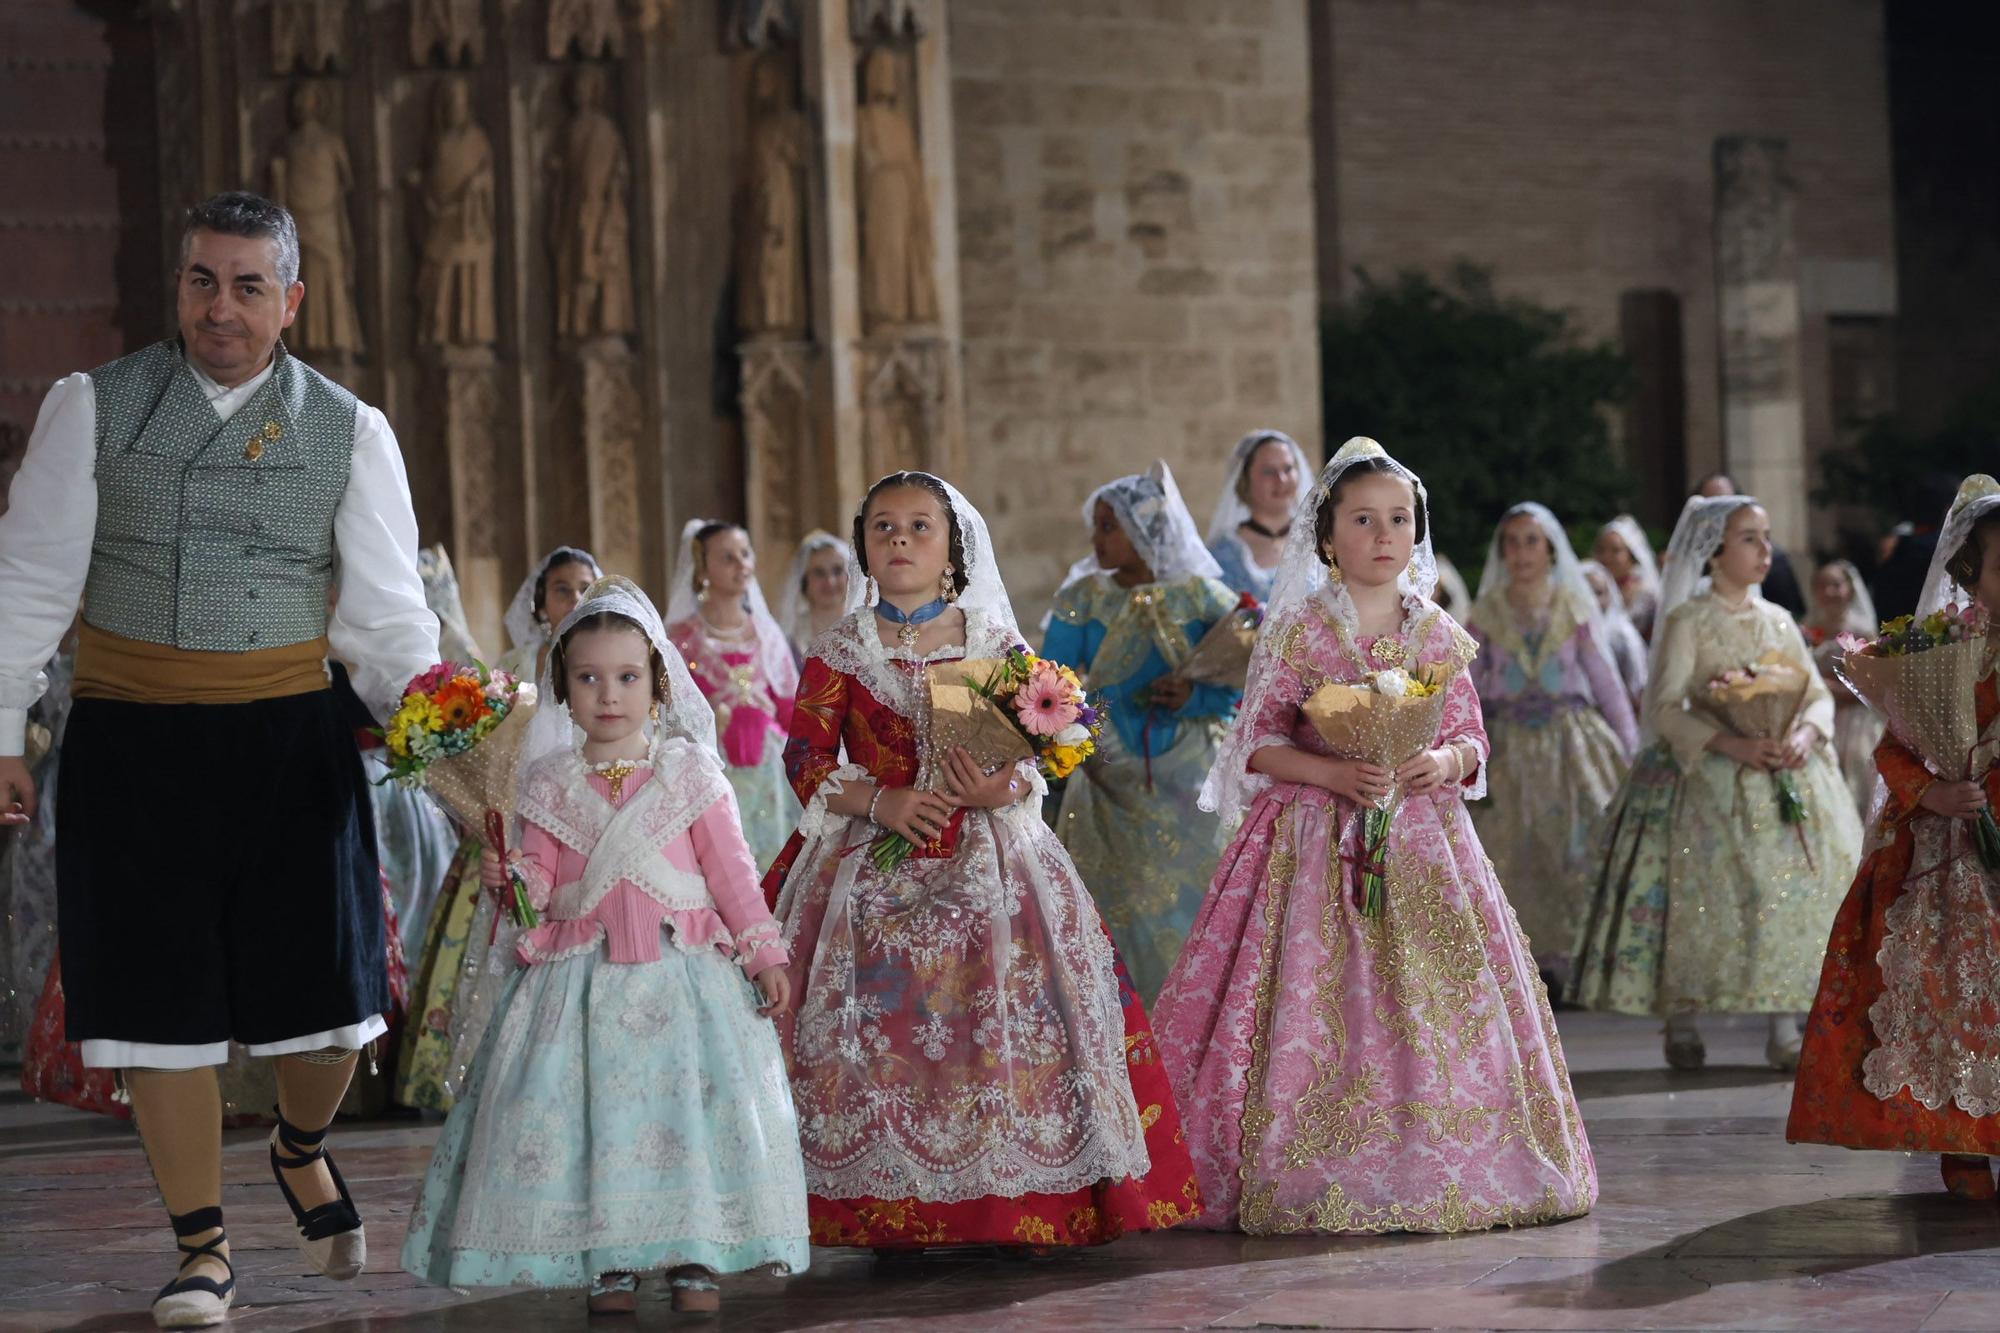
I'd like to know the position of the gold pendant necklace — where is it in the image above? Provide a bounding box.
[898,620,920,649]
[590,759,640,803]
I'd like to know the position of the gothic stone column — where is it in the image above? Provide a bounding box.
[1714,136,1808,552]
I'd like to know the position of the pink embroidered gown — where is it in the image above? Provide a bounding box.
[668,617,800,871]
[1151,597,1597,1235]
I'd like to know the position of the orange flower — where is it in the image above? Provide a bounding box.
[434,677,491,731]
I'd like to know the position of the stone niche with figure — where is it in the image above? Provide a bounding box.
[126,0,964,647]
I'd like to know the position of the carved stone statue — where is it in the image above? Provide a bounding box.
[856,46,937,331]
[850,0,921,41]
[547,0,624,59]
[271,0,347,74]
[737,55,807,338]
[271,81,362,356]
[413,78,496,346]
[550,66,636,339]
[410,0,485,67]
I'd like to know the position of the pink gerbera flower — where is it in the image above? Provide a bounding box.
[1014,662,1080,737]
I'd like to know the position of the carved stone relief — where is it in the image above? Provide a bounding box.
[856,46,937,332]
[547,0,625,61]
[410,0,485,67]
[413,77,497,347]
[271,0,347,74]
[738,54,807,338]
[270,80,363,356]
[550,65,636,339]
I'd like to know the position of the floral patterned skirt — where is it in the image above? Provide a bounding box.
[1471,709,1629,968]
[1572,743,1862,1016]
[1153,782,1596,1236]
[727,747,801,875]
[400,938,810,1288]
[773,807,1202,1249]
[1057,720,1228,1002]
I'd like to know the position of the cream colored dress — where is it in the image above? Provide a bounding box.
[1572,593,1865,1015]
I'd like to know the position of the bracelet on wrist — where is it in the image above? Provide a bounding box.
[867,783,886,824]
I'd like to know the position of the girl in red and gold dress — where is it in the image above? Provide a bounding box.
[761,471,1201,1250]
[1789,476,2000,1198]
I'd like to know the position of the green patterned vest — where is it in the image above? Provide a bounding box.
[85,340,357,651]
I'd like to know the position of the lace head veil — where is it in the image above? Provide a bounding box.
[503,545,601,653]
[1472,502,1617,673]
[1207,429,1313,548]
[1647,493,1761,687]
[1200,436,1437,828]
[1065,459,1224,589]
[846,472,1021,644]
[519,574,719,779]
[1919,475,2000,618]
[665,517,800,700]
[777,529,849,653]
[1805,558,1879,637]
[1597,514,1661,600]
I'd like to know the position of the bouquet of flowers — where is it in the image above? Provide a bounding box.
[1696,651,1812,826]
[1838,602,2000,869]
[866,646,1103,873]
[1172,592,1265,691]
[1301,663,1453,917]
[379,661,541,925]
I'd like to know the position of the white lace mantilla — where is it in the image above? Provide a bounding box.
[516,736,732,920]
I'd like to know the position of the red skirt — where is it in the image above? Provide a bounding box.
[1788,829,2000,1155]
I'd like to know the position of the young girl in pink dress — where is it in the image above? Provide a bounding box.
[666,521,801,870]
[1151,437,1596,1236]
[401,577,807,1315]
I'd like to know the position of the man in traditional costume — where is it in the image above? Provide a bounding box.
[0,191,437,1329]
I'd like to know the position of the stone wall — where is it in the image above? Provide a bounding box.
[1316,0,1895,541]
[949,0,1324,620]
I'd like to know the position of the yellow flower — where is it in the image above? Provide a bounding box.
[384,724,410,758]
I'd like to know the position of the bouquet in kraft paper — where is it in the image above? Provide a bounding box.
[1301,663,1452,917]
[378,660,541,925]
[1172,592,1265,692]
[1837,602,2000,869]
[1696,650,1813,827]
[867,647,1104,873]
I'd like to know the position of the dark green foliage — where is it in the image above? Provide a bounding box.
[1815,379,2000,523]
[1320,264,1634,568]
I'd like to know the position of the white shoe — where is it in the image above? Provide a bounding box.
[1766,1015,1804,1072]
[152,1207,235,1329]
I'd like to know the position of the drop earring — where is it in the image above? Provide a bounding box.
[866,574,879,606]
[696,577,710,605]
[939,565,957,603]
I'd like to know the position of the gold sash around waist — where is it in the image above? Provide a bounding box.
[73,621,331,705]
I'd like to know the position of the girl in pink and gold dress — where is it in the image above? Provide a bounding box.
[1151,437,1596,1236]
[666,521,801,871]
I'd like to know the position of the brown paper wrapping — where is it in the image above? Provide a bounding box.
[1695,649,1809,742]
[1301,677,1451,812]
[416,696,540,832]
[1175,608,1260,690]
[1838,639,2000,782]
[925,658,1035,771]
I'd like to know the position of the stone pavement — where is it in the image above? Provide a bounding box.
[2,1013,1994,1331]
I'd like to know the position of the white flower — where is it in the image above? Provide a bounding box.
[1054,722,1091,747]
[1370,669,1409,698]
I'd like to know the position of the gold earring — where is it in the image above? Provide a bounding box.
[1325,553,1343,583]
[649,700,661,724]
[866,574,879,605]
[939,565,957,603]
